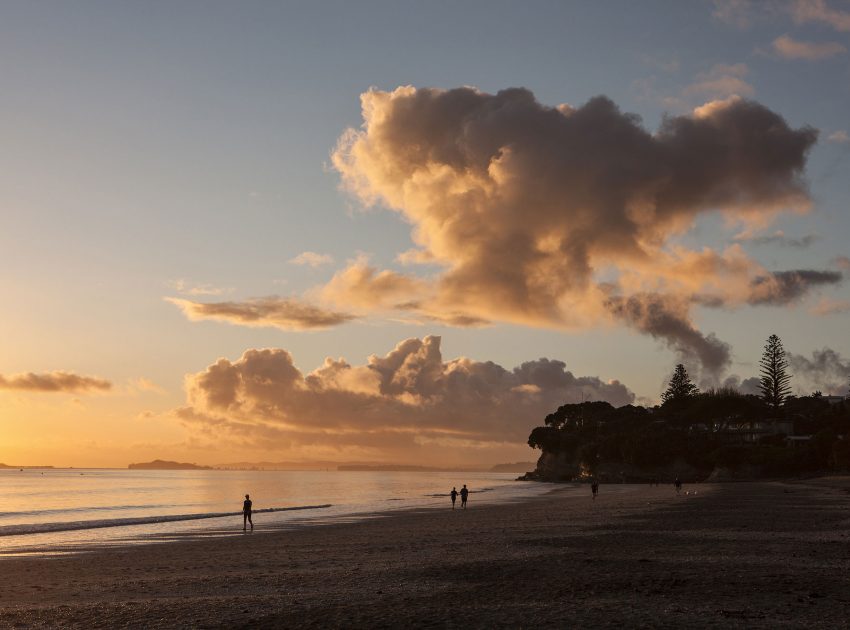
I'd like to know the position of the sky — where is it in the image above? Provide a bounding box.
[1,0,849,468]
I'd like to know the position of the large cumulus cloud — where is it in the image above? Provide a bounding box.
[329,86,836,379]
[178,336,635,462]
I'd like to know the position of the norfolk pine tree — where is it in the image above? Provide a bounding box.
[759,334,792,408]
[661,364,699,404]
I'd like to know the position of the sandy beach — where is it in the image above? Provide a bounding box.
[2,479,850,628]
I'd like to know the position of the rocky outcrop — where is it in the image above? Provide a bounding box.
[518,451,580,481]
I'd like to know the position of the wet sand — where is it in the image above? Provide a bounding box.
[2,479,850,628]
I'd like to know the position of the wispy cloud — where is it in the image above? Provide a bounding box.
[792,0,850,32]
[168,279,231,297]
[0,371,112,393]
[811,297,850,316]
[654,64,755,111]
[681,64,755,100]
[771,34,846,60]
[289,251,335,267]
[166,296,356,331]
[734,229,820,247]
[827,130,850,143]
[712,0,756,28]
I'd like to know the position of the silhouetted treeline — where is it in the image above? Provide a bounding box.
[524,390,850,482]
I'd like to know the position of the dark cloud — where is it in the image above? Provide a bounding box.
[166,297,356,331]
[605,293,732,382]
[722,374,762,396]
[0,371,111,393]
[748,270,843,305]
[789,348,850,395]
[179,336,635,460]
[735,231,820,248]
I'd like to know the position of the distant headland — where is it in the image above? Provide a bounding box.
[128,460,212,470]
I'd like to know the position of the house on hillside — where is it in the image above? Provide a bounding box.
[715,418,795,444]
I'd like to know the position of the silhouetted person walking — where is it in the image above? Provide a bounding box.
[243,494,253,531]
[460,484,469,509]
[674,477,682,495]
[591,481,599,500]
[450,487,458,509]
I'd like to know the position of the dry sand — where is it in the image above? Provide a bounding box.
[2,479,850,628]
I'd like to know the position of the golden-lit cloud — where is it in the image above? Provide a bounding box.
[0,371,111,393]
[166,296,356,331]
[331,86,829,379]
[289,251,335,267]
[771,34,847,60]
[177,336,635,461]
[827,130,850,143]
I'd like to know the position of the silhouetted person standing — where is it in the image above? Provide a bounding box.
[460,484,469,509]
[450,487,458,509]
[591,481,599,500]
[243,494,253,531]
[674,477,682,495]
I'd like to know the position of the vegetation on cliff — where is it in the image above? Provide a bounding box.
[526,334,850,482]
[525,390,850,481]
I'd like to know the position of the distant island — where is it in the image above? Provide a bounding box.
[128,459,212,470]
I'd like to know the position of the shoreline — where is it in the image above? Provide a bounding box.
[0,479,560,557]
[2,479,850,627]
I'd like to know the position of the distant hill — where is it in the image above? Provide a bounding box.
[489,462,536,473]
[0,463,54,469]
[128,459,212,470]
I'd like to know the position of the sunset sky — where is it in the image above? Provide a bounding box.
[2,0,849,468]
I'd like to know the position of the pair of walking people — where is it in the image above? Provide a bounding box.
[450,484,469,509]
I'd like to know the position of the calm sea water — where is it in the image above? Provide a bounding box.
[0,469,553,556]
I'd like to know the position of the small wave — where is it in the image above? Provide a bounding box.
[0,504,175,519]
[0,504,332,537]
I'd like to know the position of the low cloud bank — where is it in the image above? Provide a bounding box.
[177,336,635,461]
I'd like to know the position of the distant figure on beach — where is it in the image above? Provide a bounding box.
[674,478,682,495]
[450,487,458,509]
[460,484,469,509]
[591,481,599,500]
[243,494,253,531]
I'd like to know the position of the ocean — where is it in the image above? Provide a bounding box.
[0,468,552,556]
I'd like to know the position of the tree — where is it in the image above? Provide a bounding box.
[759,334,792,409]
[661,364,699,404]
